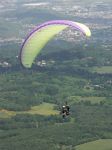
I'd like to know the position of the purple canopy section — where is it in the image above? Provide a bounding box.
[23,20,86,47]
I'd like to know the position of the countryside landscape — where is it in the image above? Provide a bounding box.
[0,0,112,150]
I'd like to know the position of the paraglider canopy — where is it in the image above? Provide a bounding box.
[20,20,91,68]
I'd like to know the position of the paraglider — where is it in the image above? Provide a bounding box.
[61,102,70,119]
[20,20,91,68]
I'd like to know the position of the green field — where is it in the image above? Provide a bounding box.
[0,109,16,118]
[91,66,112,74]
[0,103,59,118]
[24,102,59,116]
[76,139,112,150]
[69,96,106,104]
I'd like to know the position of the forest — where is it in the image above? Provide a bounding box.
[0,41,112,149]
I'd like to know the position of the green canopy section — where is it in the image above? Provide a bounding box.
[21,25,67,68]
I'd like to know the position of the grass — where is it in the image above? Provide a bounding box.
[0,109,16,118]
[91,66,112,74]
[69,96,106,104]
[22,102,59,116]
[75,139,112,150]
[0,103,59,118]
